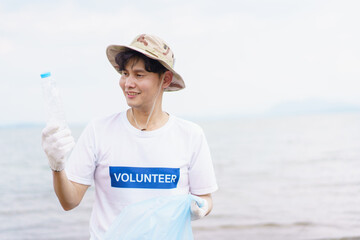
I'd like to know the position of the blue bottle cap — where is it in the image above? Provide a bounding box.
[40,72,51,78]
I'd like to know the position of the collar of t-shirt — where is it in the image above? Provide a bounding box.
[121,111,175,138]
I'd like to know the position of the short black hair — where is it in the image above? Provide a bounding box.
[115,49,167,75]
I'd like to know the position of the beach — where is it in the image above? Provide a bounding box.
[1,112,360,239]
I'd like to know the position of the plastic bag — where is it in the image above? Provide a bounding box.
[104,194,204,240]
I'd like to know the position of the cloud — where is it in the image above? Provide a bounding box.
[0,37,14,54]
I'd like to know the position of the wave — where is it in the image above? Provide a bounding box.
[193,221,314,230]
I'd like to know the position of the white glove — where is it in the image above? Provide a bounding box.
[190,197,209,221]
[41,124,75,172]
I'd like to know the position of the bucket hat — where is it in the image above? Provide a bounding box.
[106,34,185,92]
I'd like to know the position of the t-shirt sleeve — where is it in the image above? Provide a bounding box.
[188,128,218,195]
[65,122,97,186]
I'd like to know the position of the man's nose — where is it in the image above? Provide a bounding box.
[125,75,136,88]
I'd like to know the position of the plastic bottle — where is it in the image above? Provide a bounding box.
[40,72,67,128]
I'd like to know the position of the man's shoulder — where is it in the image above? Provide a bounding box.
[171,115,204,135]
[91,111,124,125]
[85,112,125,133]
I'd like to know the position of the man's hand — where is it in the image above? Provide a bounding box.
[190,197,209,221]
[41,124,75,171]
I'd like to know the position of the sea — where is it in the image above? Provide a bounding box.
[0,112,360,240]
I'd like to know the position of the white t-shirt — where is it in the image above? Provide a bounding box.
[65,111,218,239]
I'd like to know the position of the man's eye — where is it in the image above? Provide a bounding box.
[122,72,129,76]
[137,74,144,78]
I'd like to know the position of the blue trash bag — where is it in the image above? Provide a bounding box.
[103,194,204,240]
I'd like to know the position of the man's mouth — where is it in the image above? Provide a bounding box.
[127,92,140,96]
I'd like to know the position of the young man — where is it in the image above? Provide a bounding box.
[41,34,218,239]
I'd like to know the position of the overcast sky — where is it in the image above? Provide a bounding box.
[1,0,359,124]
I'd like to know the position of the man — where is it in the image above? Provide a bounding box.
[42,34,218,239]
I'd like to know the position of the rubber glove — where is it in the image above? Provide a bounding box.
[190,197,209,221]
[41,124,75,171]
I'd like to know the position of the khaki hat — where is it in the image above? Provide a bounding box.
[106,34,185,92]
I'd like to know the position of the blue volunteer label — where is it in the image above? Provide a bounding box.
[109,166,180,189]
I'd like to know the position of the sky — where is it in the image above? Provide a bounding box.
[1,0,360,124]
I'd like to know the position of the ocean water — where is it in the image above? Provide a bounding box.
[1,112,360,240]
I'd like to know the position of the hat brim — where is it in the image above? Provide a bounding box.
[106,44,185,92]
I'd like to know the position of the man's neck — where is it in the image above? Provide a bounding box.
[127,107,169,131]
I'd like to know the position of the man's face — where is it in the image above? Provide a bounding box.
[119,58,162,110]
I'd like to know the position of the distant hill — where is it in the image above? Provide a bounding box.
[267,99,360,116]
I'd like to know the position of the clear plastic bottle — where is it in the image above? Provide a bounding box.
[40,72,67,128]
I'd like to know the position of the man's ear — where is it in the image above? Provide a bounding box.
[162,71,173,89]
